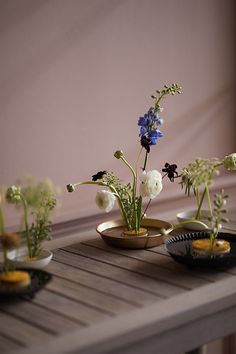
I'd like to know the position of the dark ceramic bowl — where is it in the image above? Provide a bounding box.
[165,231,236,268]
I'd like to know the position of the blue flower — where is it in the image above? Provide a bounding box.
[138,111,163,150]
[148,130,164,145]
[138,112,163,136]
[138,116,148,128]
[140,126,147,136]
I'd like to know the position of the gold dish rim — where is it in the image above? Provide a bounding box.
[96,218,173,239]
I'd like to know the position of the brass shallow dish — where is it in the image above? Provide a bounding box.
[96,218,172,249]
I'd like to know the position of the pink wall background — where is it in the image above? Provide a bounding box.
[0,0,235,228]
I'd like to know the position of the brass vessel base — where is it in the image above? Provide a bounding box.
[96,219,172,249]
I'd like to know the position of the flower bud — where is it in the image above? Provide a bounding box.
[114,150,124,159]
[223,153,236,171]
[1,233,21,250]
[5,186,21,204]
[66,184,75,192]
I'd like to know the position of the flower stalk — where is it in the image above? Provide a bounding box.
[5,179,57,258]
[21,194,32,258]
[181,154,236,225]
[67,84,181,234]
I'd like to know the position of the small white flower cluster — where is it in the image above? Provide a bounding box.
[95,169,162,212]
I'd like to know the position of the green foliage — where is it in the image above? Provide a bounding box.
[6,177,58,258]
[181,158,221,195]
[151,83,182,114]
[208,190,228,241]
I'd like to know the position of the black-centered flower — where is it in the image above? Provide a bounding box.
[162,163,179,182]
[92,171,107,181]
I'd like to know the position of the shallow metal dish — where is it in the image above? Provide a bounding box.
[97,218,172,249]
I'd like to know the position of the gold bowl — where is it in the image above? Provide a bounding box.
[96,218,172,249]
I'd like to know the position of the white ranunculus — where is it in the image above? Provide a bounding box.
[95,190,116,212]
[140,170,163,199]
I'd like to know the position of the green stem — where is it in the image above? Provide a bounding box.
[120,156,138,231]
[21,195,32,258]
[108,185,131,230]
[3,247,9,272]
[136,147,143,177]
[154,91,166,110]
[173,219,209,230]
[205,184,212,217]
[196,188,200,209]
[195,187,207,220]
[0,206,5,235]
[141,199,152,221]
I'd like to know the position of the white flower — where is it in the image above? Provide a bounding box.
[95,190,116,212]
[223,153,236,171]
[140,170,163,199]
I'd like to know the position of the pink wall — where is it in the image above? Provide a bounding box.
[0,0,235,227]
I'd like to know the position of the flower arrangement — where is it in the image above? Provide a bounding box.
[181,153,236,221]
[180,153,236,247]
[4,177,58,259]
[67,84,181,235]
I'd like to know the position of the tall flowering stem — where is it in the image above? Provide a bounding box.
[67,84,182,233]
[181,154,236,222]
[21,195,32,258]
[5,180,57,258]
[5,186,32,258]
[139,84,181,171]
[114,150,139,230]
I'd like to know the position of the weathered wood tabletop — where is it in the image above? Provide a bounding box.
[1,227,236,354]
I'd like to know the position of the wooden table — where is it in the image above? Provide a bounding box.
[1,226,236,354]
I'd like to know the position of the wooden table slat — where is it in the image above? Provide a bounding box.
[32,288,113,325]
[82,238,230,283]
[0,300,84,335]
[0,332,24,353]
[46,275,139,313]
[0,310,53,344]
[1,219,236,354]
[64,242,210,289]
[53,248,186,297]
[47,260,162,305]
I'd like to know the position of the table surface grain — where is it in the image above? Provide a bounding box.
[1,227,236,354]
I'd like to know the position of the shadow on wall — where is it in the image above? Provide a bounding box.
[0,0,123,108]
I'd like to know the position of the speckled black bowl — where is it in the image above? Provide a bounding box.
[0,268,52,300]
[165,231,236,268]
